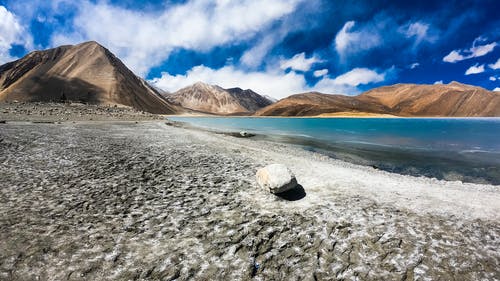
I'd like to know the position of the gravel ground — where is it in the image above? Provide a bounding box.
[0,102,162,122]
[0,121,499,280]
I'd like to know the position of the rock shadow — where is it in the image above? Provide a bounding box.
[275,184,306,201]
[4,75,105,104]
[219,131,256,138]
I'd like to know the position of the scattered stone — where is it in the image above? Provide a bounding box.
[239,131,252,137]
[256,164,298,194]
[0,102,163,122]
[223,131,256,138]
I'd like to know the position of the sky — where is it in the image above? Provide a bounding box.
[1,0,500,98]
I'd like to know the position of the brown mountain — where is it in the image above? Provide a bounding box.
[225,87,274,112]
[166,82,273,115]
[256,92,389,116]
[358,82,500,116]
[0,41,179,114]
[256,82,500,117]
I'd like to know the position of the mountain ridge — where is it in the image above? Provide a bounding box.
[0,41,180,114]
[225,87,274,112]
[256,82,500,117]
[165,82,274,115]
[1,41,499,117]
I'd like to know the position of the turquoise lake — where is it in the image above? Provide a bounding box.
[169,117,500,185]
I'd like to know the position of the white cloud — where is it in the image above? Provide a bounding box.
[410,62,420,69]
[443,50,465,63]
[443,37,498,63]
[329,68,385,86]
[490,76,497,81]
[470,43,497,57]
[494,87,500,92]
[240,36,277,68]
[464,64,485,75]
[51,0,302,76]
[405,22,429,40]
[403,22,436,46]
[334,18,437,59]
[239,17,297,69]
[0,5,33,64]
[334,20,381,57]
[150,65,309,99]
[279,52,321,72]
[313,69,328,77]
[313,68,386,95]
[335,21,355,55]
[489,58,500,70]
[434,80,443,84]
[150,66,388,98]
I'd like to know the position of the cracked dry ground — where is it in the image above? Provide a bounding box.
[0,122,499,280]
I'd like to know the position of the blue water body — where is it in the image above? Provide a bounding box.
[169,117,500,185]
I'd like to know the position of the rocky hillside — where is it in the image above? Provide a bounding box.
[256,82,500,117]
[166,82,273,115]
[0,41,179,114]
[256,92,389,116]
[226,87,274,112]
[358,82,500,117]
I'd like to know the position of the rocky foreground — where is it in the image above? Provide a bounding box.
[0,120,499,280]
[0,102,163,122]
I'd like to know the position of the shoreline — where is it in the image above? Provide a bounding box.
[1,102,498,120]
[5,119,498,219]
[166,116,500,186]
[169,122,500,220]
[164,113,500,119]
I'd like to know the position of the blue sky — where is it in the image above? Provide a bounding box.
[1,0,499,98]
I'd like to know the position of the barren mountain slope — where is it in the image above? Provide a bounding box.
[0,41,179,114]
[256,92,389,116]
[167,82,273,115]
[358,82,500,116]
[256,82,500,117]
[226,87,274,112]
[167,82,247,114]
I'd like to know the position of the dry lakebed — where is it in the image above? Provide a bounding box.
[0,107,499,280]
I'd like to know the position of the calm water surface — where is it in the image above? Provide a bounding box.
[169,117,500,185]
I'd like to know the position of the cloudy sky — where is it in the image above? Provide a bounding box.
[1,0,499,98]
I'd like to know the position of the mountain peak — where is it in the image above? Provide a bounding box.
[226,87,274,111]
[0,42,178,114]
[169,82,245,114]
[228,87,243,92]
[448,81,463,85]
[187,81,228,93]
[169,82,272,114]
[72,41,115,58]
[447,81,476,88]
[226,87,260,95]
[77,40,103,47]
[192,81,209,87]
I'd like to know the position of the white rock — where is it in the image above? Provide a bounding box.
[256,164,298,194]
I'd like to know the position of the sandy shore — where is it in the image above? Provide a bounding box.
[316,112,398,118]
[1,117,499,280]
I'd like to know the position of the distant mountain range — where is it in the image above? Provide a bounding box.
[257,82,500,117]
[163,82,273,115]
[1,41,499,117]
